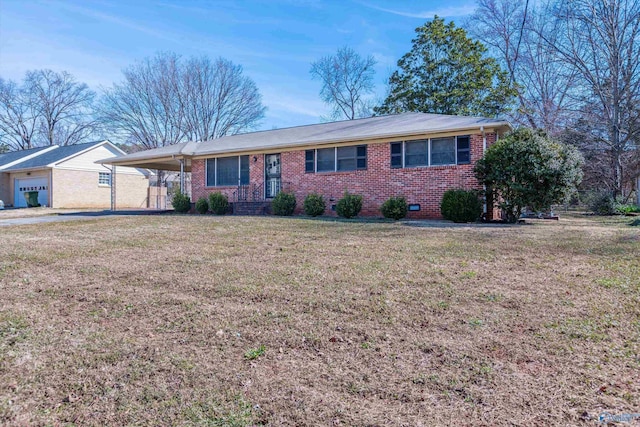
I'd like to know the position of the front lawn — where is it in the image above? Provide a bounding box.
[0,215,638,425]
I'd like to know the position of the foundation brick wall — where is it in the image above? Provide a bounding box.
[191,132,496,219]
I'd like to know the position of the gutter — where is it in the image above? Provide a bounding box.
[2,165,55,174]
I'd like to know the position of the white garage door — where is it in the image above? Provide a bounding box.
[14,177,49,208]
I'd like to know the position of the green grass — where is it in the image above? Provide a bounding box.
[243,345,266,360]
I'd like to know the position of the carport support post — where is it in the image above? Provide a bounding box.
[180,159,185,194]
[110,165,116,211]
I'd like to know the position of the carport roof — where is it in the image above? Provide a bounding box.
[100,112,511,170]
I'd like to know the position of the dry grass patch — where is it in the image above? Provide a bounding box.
[0,214,638,425]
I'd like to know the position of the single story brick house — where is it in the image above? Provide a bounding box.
[102,113,511,218]
[0,140,150,209]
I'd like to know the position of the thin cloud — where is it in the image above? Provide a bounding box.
[155,2,213,15]
[371,52,397,68]
[262,90,324,119]
[46,0,182,44]
[155,2,283,25]
[358,2,476,18]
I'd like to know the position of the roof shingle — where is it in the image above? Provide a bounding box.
[1,141,105,171]
[0,146,52,168]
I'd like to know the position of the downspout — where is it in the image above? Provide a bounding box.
[49,168,53,208]
[102,164,115,211]
[179,158,185,194]
[112,165,117,211]
[481,126,487,152]
[481,126,487,216]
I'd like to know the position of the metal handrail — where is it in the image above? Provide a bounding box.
[234,182,265,202]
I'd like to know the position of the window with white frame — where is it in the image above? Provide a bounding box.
[98,172,111,186]
[206,155,250,187]
[390,136,471,168]
[305,145,367,173]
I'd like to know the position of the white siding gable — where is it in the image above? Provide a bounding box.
[55,144,146,176]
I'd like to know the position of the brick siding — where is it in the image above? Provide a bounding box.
[191,133,496,219]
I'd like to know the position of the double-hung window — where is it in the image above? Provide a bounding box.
[431,137,456,165]
[404,139,429,167]
[390,136,471,168]
[316,148,335,172]
[206,155,250,186]
[305,145,367,173]
[98,172,111,186]
[456,136,470,164]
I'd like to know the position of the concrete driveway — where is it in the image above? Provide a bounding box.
[0,210,168,227]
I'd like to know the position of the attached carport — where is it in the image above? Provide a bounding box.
[98,142,197,210]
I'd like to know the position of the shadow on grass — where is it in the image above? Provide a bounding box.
[58,210,171,217]
[268,214,519,228]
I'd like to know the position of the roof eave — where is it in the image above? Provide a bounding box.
[1,165,53,173]
[191,121,512,158]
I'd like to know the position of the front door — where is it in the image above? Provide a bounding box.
[265,154,281,199]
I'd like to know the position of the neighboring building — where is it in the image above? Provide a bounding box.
[102,113,511,218]
[0,140,150,209]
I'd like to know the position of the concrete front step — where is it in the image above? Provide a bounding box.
[231,201,272,215]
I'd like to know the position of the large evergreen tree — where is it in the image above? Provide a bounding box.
[375,16,516,117]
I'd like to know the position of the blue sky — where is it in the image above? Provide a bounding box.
[0,0,477,131]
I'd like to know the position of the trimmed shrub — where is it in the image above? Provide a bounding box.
[272,191,296,216]
[586,191,615,215]
[475,128,583,222]
[208,192,229,215]
[380,196,408,220]
[440,189,482,223]
[303,193,326,217]
[336,191,363,219]
[195,197,209,214]
[172,191,191,213]
[614,203,640,215]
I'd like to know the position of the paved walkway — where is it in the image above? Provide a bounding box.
[0,210,168,227]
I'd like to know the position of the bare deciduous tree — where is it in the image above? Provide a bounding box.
[100,53,187,150]
[25,69,99,146]
[183,57,266,141]
[310,46,377,120]
[100,53,266,149]
[467,0,578,134]
[0,71,99,150]
[0,78,39,150]
[549,0,640,198]
[468,0,640,199]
